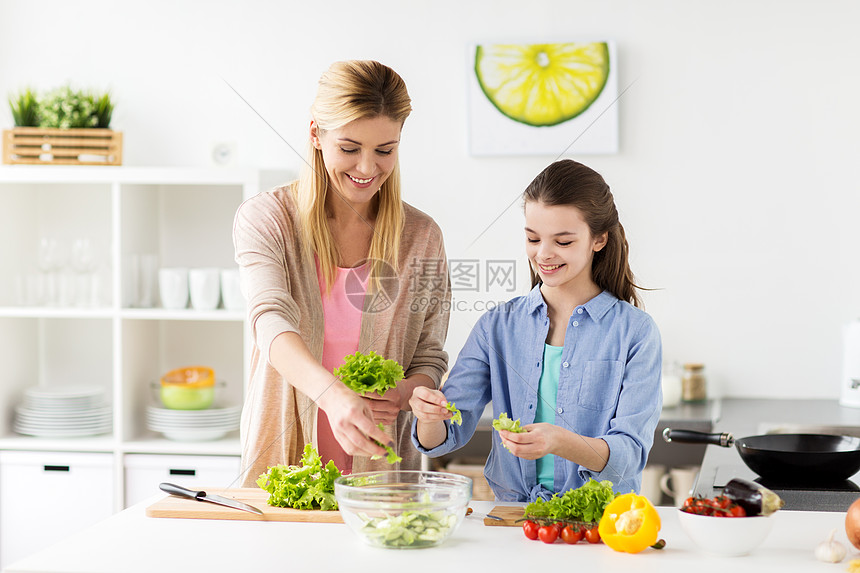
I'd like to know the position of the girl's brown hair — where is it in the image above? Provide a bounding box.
[523,159,642,307]
[295,60,411,291]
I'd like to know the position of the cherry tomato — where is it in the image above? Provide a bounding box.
[522,520,539,540]
[560,525,584,544]
[715,495,731,510]
[538,524,559,544]
[584,525,601,544]
[729,504,746,517]
[682,495,750,518]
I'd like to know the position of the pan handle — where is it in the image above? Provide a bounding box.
[662,428,734,447]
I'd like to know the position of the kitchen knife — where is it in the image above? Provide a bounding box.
[465,507,503,521]
[159,482,263,515]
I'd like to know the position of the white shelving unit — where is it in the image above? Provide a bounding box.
[0,166,290,513]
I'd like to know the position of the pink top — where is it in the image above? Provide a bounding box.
[315,258,369,475]
[234,186,450,486]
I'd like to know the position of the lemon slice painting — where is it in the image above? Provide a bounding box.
[475,42,610,128]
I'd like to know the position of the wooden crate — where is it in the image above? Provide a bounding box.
[2,127,122,166]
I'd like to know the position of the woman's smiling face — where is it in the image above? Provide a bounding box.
[524,200,607,292]
[312,115,401,212]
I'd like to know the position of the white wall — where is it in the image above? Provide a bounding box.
[2,0,859,399]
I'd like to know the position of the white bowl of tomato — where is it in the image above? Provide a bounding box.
[677,496,775,557]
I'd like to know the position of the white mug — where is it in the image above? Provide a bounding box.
[137,254,159,308]
[640,464,666,505]
[661,374,682,408]
[189,267,221,311]
[661,466,699,507]
[220,268,244,311]
[158,267,189,310]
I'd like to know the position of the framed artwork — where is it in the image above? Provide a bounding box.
[468,41,619,156]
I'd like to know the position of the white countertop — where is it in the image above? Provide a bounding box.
[3,498,856,573]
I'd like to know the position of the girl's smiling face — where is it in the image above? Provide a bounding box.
[311,115,401,212]
[524,200,607,293]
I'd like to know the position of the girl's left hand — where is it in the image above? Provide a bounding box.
[498,423,558,459]
[362,387,404,426]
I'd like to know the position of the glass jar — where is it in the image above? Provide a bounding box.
[681,363,707,402]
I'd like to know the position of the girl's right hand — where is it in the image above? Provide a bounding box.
[409,386,452,422]
[316,383,390,458]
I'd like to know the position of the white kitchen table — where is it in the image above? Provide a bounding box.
[3,498,854,573]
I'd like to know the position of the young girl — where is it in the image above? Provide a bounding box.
[410,159,662,502]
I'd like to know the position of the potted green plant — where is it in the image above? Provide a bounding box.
[8,89,39,127]
[92,92,114,129]
[3,85,121,165]
[38,86,108,129]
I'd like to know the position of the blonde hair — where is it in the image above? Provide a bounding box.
[294,60,411,292]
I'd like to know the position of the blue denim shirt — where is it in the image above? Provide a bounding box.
[412,287,662,502]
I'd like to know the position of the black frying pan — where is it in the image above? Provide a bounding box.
[662,428,860,484]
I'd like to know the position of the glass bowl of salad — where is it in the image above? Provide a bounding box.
[335,471,472,549]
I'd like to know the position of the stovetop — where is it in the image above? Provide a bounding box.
[713,464,860,512]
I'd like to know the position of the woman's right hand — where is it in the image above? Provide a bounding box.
[316,382,390,458]
[409,386,452,422]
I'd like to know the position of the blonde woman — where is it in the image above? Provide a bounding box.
[234,60,450,485]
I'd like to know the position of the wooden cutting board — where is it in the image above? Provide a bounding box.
[483,505,525,526]
[146,488,343,523]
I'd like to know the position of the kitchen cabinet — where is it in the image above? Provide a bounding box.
[0,450,114,570]
[123,453,242,508]
[0,166,289,564]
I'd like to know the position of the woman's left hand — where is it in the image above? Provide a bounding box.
[498,423,558,459]
[362,387,404,426]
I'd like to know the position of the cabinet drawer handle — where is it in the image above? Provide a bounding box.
[169,469,196,476]
[44,465,70,472]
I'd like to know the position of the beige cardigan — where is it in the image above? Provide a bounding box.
[233,185,450,486]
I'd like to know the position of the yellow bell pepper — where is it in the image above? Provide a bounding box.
[598,493,661,554]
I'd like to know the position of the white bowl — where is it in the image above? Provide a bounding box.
[677,509,774,557]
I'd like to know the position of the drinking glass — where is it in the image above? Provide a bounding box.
[71,239,97,307]
[38,238,67,306]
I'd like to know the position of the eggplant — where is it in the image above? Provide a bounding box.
[722,478,785,516]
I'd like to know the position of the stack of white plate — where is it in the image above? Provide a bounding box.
[15,386,112,438]
[146,405,240,441]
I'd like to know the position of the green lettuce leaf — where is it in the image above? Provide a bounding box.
[445,402,462,426]
[523,479,618,524]
[334,351,404,396]
[359,509,458,548]
[370,423,402,464]
[257,443,341,510]
[492,412,525,433]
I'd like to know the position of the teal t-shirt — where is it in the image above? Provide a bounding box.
[535,343,563,490]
